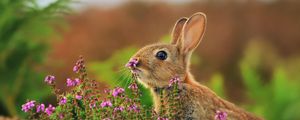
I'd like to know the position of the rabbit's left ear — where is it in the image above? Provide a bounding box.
[171,17,188,45]
[181,12,207,54]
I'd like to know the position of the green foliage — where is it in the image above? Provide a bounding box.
[206,40,300,119]
[88,47,153,107]
[208,73,226,98]
[239,40,300,120]
[0,0,70,116]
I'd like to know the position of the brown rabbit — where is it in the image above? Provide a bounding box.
[126,12,263,120]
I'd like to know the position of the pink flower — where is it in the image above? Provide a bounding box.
[128,104,139,112]
[74,78,81,85]
[73,65,79,72]
[102,118,111,120]
[73,58,84,73]
[36,104,45,113]
[66,78,81,87]
[44,75,55,85]
[75,95,82,100]
[100,100,112,108]
[128,83,138,91]
[125,58,139,68]
[21,100,35,112]
[59,97,67,105]
[66,78,74,86]
[113,106,125,112]
[215,110,227,120]
[112,87,125,97]
[168,76,181,87]
[45,104,55,116]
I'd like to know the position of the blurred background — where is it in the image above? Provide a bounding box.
[1,0,300,119]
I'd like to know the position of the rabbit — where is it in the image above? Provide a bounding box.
[126,12,263,120]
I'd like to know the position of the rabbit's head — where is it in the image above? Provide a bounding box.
[126,13,207,88]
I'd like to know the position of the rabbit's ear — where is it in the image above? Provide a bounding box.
[181,12,206,54]
[171,17,188,45]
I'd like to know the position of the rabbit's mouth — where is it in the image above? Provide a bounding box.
[126,58,156,86]
[125,58,143,74]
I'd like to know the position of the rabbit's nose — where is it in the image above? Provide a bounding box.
[125,58,140,69]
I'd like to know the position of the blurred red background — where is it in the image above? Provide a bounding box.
[47,1,300,102]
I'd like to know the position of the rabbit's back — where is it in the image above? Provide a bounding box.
[177,83,262,120]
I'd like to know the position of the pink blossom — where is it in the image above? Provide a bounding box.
[128,104,139,112]
[73,58,84,73]
[215,110,227,120]
[100,100,112,108]
[66,78,75,86]
[45,104,55,116]
[59,97,67,105]
[44,75,55,85]
[74,78,81,85]
[128,83,138,91]
[66,78,81,87]
[73,65,79,72]
[113,106,125,112]
[125,58,139,68]
[36,104,45,113]
[21,100,35,112]
[168,76,181,87]
[112,87,125,97]
[75,95,82,100]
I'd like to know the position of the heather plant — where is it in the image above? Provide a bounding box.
[21,56,185,119]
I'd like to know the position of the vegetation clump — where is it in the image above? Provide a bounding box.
[21,56,189,120]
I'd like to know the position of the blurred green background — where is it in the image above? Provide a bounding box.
[1,0,300,119]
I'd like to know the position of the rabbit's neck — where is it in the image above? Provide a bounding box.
[149,72,200,112]
[184,72,201,87]
[151,84,185,113]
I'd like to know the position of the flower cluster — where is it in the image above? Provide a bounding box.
[45,104,55,116]
[128,104,139,112]
[168,76,181,87]
[21,100,56,117]
[59,97,67,105]
[66,78,80,86]
[112,87,125,97]
[128,83,138,91]
[36,104,45,113]
[215,110,228,120]
[100,100,112,108]
[113,106,125,112]
[44,75,55,85]
[21,100,35,112]
[21,56,186,119]
[73,57,84,73]
[125,58,139,68]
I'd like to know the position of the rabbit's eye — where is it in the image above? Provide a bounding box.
[156,51,167,60]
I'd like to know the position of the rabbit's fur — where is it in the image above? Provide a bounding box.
[127,12,262,120]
